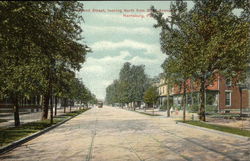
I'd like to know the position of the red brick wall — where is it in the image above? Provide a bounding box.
[169,74,249,111]
[218,76,248,110]
[171,78,218,95]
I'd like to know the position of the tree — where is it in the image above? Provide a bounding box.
[161,57,188,121]
[130,65,150,110]
[151,0,250,121]
[119,62,132,106]
[67,77,96,109]
[89,94,98,105]
[143,86,159,114]
[36,2,88,120]
[0,2,89,126]
[105,80,123,106]
[0,2,48,126]
[105,62,150,109]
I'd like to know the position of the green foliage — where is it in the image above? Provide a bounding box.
[0,108,88,147]
[135,111,161,116]
[181,121,250,137]
[173,105,182,111]
[206,92,216,106]
[189,104,199,113]
[0,119,8,123]
[61,109,89,117]
[159,104,167,111]
[205,105,218,113]
[64,78,97,106]
[105,62,150,105]
[0,2,92,122]
[151,0,250,121]
[0,119,60,147]
[143,86,159,105]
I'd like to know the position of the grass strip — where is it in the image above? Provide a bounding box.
[0,119,8,123]
[179,120,250,137]
[0,108,88,147]
[135,111,161,116]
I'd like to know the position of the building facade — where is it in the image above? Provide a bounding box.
[156,73,250,113]
[157,76,168,107]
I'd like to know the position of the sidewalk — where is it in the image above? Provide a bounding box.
[0,107,80,128]
[135,108,199,120]
[134,108,250,130]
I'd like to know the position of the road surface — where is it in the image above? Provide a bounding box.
[0,106,249,161]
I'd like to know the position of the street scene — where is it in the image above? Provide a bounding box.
[0,1,250,161]
[1,106,249,161]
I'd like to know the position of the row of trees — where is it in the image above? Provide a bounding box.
[0,2,96,126]
[105,62,151,109]
[151,0,250,121]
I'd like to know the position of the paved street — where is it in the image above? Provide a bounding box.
[0,106,249,161]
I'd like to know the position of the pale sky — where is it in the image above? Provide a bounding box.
[76,1,193,100]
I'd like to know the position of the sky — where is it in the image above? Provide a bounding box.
[76,1,192,100]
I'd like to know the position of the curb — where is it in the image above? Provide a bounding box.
[120,108,164,117]
[135,111,162,117]
[0,113,80,155]
[176,121,250,141]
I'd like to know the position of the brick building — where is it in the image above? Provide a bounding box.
[157,71,250,113]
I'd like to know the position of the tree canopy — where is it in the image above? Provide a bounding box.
[0,2,94,126]
[151,0,250,121]
[105,62,150,106]
[143,86,159,107]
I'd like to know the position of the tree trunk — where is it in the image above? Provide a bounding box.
[41,93,49,120]
[21,97,24,108]
[13,97,20,127]
[152,103,154,115]
[191,80,194,106]
[182,81,187,122]
[63,98,66,113]
[167,86,171,117]
[54,96,57,116]
[50,96,53,124]
[70,100,72,112]
[199,78,206,121]
[138,101,141,109]
[240,88,242,117]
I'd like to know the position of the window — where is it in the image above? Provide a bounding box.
[206,92,216,105]
[225,92,231,106]
[177,96,181,105]
[226,79,231,86]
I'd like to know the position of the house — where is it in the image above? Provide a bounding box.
[157,75,168,107]
[156,72,250,113]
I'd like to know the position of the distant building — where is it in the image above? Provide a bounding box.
[157,74,168,107]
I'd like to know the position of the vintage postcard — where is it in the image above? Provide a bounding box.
[0,1,249,161]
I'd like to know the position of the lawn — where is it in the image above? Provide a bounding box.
[180,120,250,137]
[0,108,88,147]
[0,119,8,123]
[135,111,161,116]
